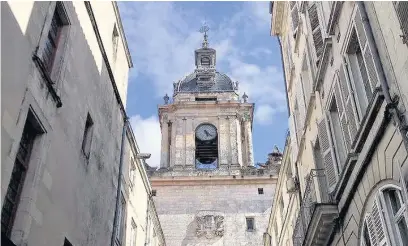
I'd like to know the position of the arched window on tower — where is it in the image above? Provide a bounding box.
[195,123,218,169]
[201,56,211,66]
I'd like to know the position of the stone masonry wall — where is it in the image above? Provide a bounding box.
[152,181,275,246]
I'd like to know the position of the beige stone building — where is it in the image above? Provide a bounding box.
[148,30,280,246]
[267,1,408,246]
[1,1,164,246]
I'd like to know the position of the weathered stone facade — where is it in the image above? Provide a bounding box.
[1,2,165,246]
[150,31,279,246]
[268,1,408,246]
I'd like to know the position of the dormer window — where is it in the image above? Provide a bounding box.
[201,56,210,66]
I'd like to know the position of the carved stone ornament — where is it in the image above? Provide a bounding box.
[242,112,250,122]
[195,211,224,239]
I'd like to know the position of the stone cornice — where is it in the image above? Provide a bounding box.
[271,1,286,36]
[151,176,277,187]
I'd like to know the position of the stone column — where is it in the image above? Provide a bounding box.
[244,115,254,167]
[230,116,239,169]
[236,118,243,168]
[174,118,184,169]
[160,114,169,168]
[218,116,229,169]
[185,118,195,169]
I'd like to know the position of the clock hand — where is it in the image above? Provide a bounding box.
[204,130,212,137]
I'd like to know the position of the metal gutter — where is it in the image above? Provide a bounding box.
[110,119,128,246]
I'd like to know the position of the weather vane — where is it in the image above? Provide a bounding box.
[199,22,210,48]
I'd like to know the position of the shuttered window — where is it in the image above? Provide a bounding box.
[317,114,339,192]
[290,2,299,34]
[328,88,347,170]
[363,188,408,246]
[337,64,359,151]
[394,1,408,44]
[308,3,324,67]
[346,5,383,118]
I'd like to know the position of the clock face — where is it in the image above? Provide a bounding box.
[196,124,217,141]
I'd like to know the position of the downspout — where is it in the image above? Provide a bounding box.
[144,195,151,246]
[110,118,129,246]
[359,2,408,148]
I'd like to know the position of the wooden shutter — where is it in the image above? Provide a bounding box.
[308,3,324,66]
[365,214,379,245]
[289,114,299,162]
[394,1,408,44]
[317,114,338,192]
[354,4,383,91]
[371,198,389,246]
[290,1,299,32]
[333,80,352,152]
[338,63,359,146]
[296,81,307,140]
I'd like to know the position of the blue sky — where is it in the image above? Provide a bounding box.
[118,1,288,167]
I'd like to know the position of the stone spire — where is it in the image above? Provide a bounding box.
[199,23,210,48]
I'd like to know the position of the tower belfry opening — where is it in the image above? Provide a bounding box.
[195,123,218,168]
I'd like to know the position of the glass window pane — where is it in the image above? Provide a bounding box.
[397,218,408,246]
[389,189,402,215]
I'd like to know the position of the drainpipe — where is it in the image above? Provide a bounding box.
[110,117,129,246]
[358,2,408,147]
[144,195,151,246]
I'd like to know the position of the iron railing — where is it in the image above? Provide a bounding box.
[292,169,334,246]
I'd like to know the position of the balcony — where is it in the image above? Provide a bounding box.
[293,169,339,246]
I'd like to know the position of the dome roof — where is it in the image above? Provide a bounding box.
[175,71,236,93]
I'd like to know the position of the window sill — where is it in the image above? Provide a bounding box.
[32,53,62,108]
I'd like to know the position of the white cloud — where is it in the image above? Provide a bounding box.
[119,1,285,127]
[255,104,276,125]
[129,115,161,168]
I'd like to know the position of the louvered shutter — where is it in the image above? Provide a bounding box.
[290,1,299,32]
[308,3,324,66]
[334,80,351,154]
[394,2,408,44]
[366,214,379,246]
[338,63,359,146]
[317,114,338,192]
[296,81,307,140]
[354,4,383,91]
[371,198,389,246]
[289,114,299,162]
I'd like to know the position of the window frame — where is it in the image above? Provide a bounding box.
[129,157,136,189]
[112,24,119,66]
[81,113,94,160]
[361,185,408,246]
[130,219,137,246]
[246,217,255,231]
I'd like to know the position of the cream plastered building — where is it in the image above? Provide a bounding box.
[148,31,280,246]
[269,1,408,246]
[1,1,164,246]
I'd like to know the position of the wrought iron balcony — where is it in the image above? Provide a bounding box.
[293,169,339,246]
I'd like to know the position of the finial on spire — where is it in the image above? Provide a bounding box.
[199,22,210,48]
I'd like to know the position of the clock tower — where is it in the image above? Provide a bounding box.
[149,26,279,246]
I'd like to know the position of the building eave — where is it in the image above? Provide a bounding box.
[112,1,133,68]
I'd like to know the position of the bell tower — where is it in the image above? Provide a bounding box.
[158,24,254,171]
[150,25,277,246]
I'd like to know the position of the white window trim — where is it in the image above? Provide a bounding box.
[360,185,408,246]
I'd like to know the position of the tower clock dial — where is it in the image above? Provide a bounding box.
[196,124,217,141]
